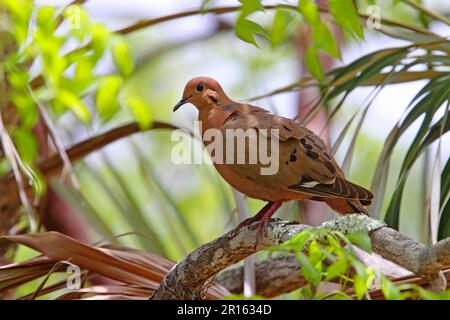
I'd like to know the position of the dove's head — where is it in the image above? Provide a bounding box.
[173,77,227,112]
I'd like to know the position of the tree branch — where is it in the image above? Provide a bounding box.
[151,220,309,299]
[151,215,450,300]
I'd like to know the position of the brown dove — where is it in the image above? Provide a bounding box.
[174,77,373,237]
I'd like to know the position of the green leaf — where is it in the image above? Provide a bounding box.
[308,240,324,265]
[305,46,324,80]
[277,229,313,251]
[8,69,29,89]
[346,232,372,253]
[270,9,293,47]
[298,0,319,25]
[124,96,152,129]
[112,38,134,77]
[5,0,33,42]
[352,262,374,300]
[312,22,340,59]
[296,252,321,287]
[235,16,268,47]
[95,75,122,122]
[37,6,57,35]
[381,277,401,300]
[11,128,38,163]
[11,92,38,129]
[74,56,94,84]
[325,258,348,281]
[353,274,367,300]
[91,23,111,58]
[239,0,264,16]
[329,0,364,40]
[56,90,91,123]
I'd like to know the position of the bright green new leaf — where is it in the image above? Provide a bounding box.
[112,39,134,77]
[325,258,348,281]
[329,0,364,40]
[235,16,268,47]
[296,252,321,287]
[308,240,325,266]
[313,22,340,59]
[11,92,38,129]
[8,69,29,89]
[353,274,368,300]
[11,127,38,163]
[56,90,91,123]
[74,56,95,85]
[239,0,264,17]
[37,6,56,35]
[381,276,401,300]
[298,0,319,25]
[305,46,324,80]
[271,9,294,47]
[91,23,111,58]
[124,96,153,129]
[95,75,122,122]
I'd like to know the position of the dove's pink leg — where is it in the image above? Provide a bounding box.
[235,201,283,244]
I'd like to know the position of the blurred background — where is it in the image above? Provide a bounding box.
[5,0,448,297]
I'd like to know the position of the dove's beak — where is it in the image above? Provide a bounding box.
[173,95,192,112]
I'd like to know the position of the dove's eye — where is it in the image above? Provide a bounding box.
[196,83,204,92]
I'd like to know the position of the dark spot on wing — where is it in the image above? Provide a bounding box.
[300,138,306,144]
[282,125,292,132]
[306,150,319,160]
[324,160,336,174]
[303,143,313,150]
[289,154,297,162]
[292,148,297,154]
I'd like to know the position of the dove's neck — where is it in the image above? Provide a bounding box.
[198,99,238,134]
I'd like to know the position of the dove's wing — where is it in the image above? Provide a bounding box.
[219,104,373,202]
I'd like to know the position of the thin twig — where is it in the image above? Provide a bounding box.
[402,0,450,26]
[117,4,438,37]
[27,85,79,189]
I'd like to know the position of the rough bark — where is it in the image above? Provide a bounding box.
[151,215,449,299]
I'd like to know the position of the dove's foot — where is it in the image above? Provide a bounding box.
[234,201,282,247]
